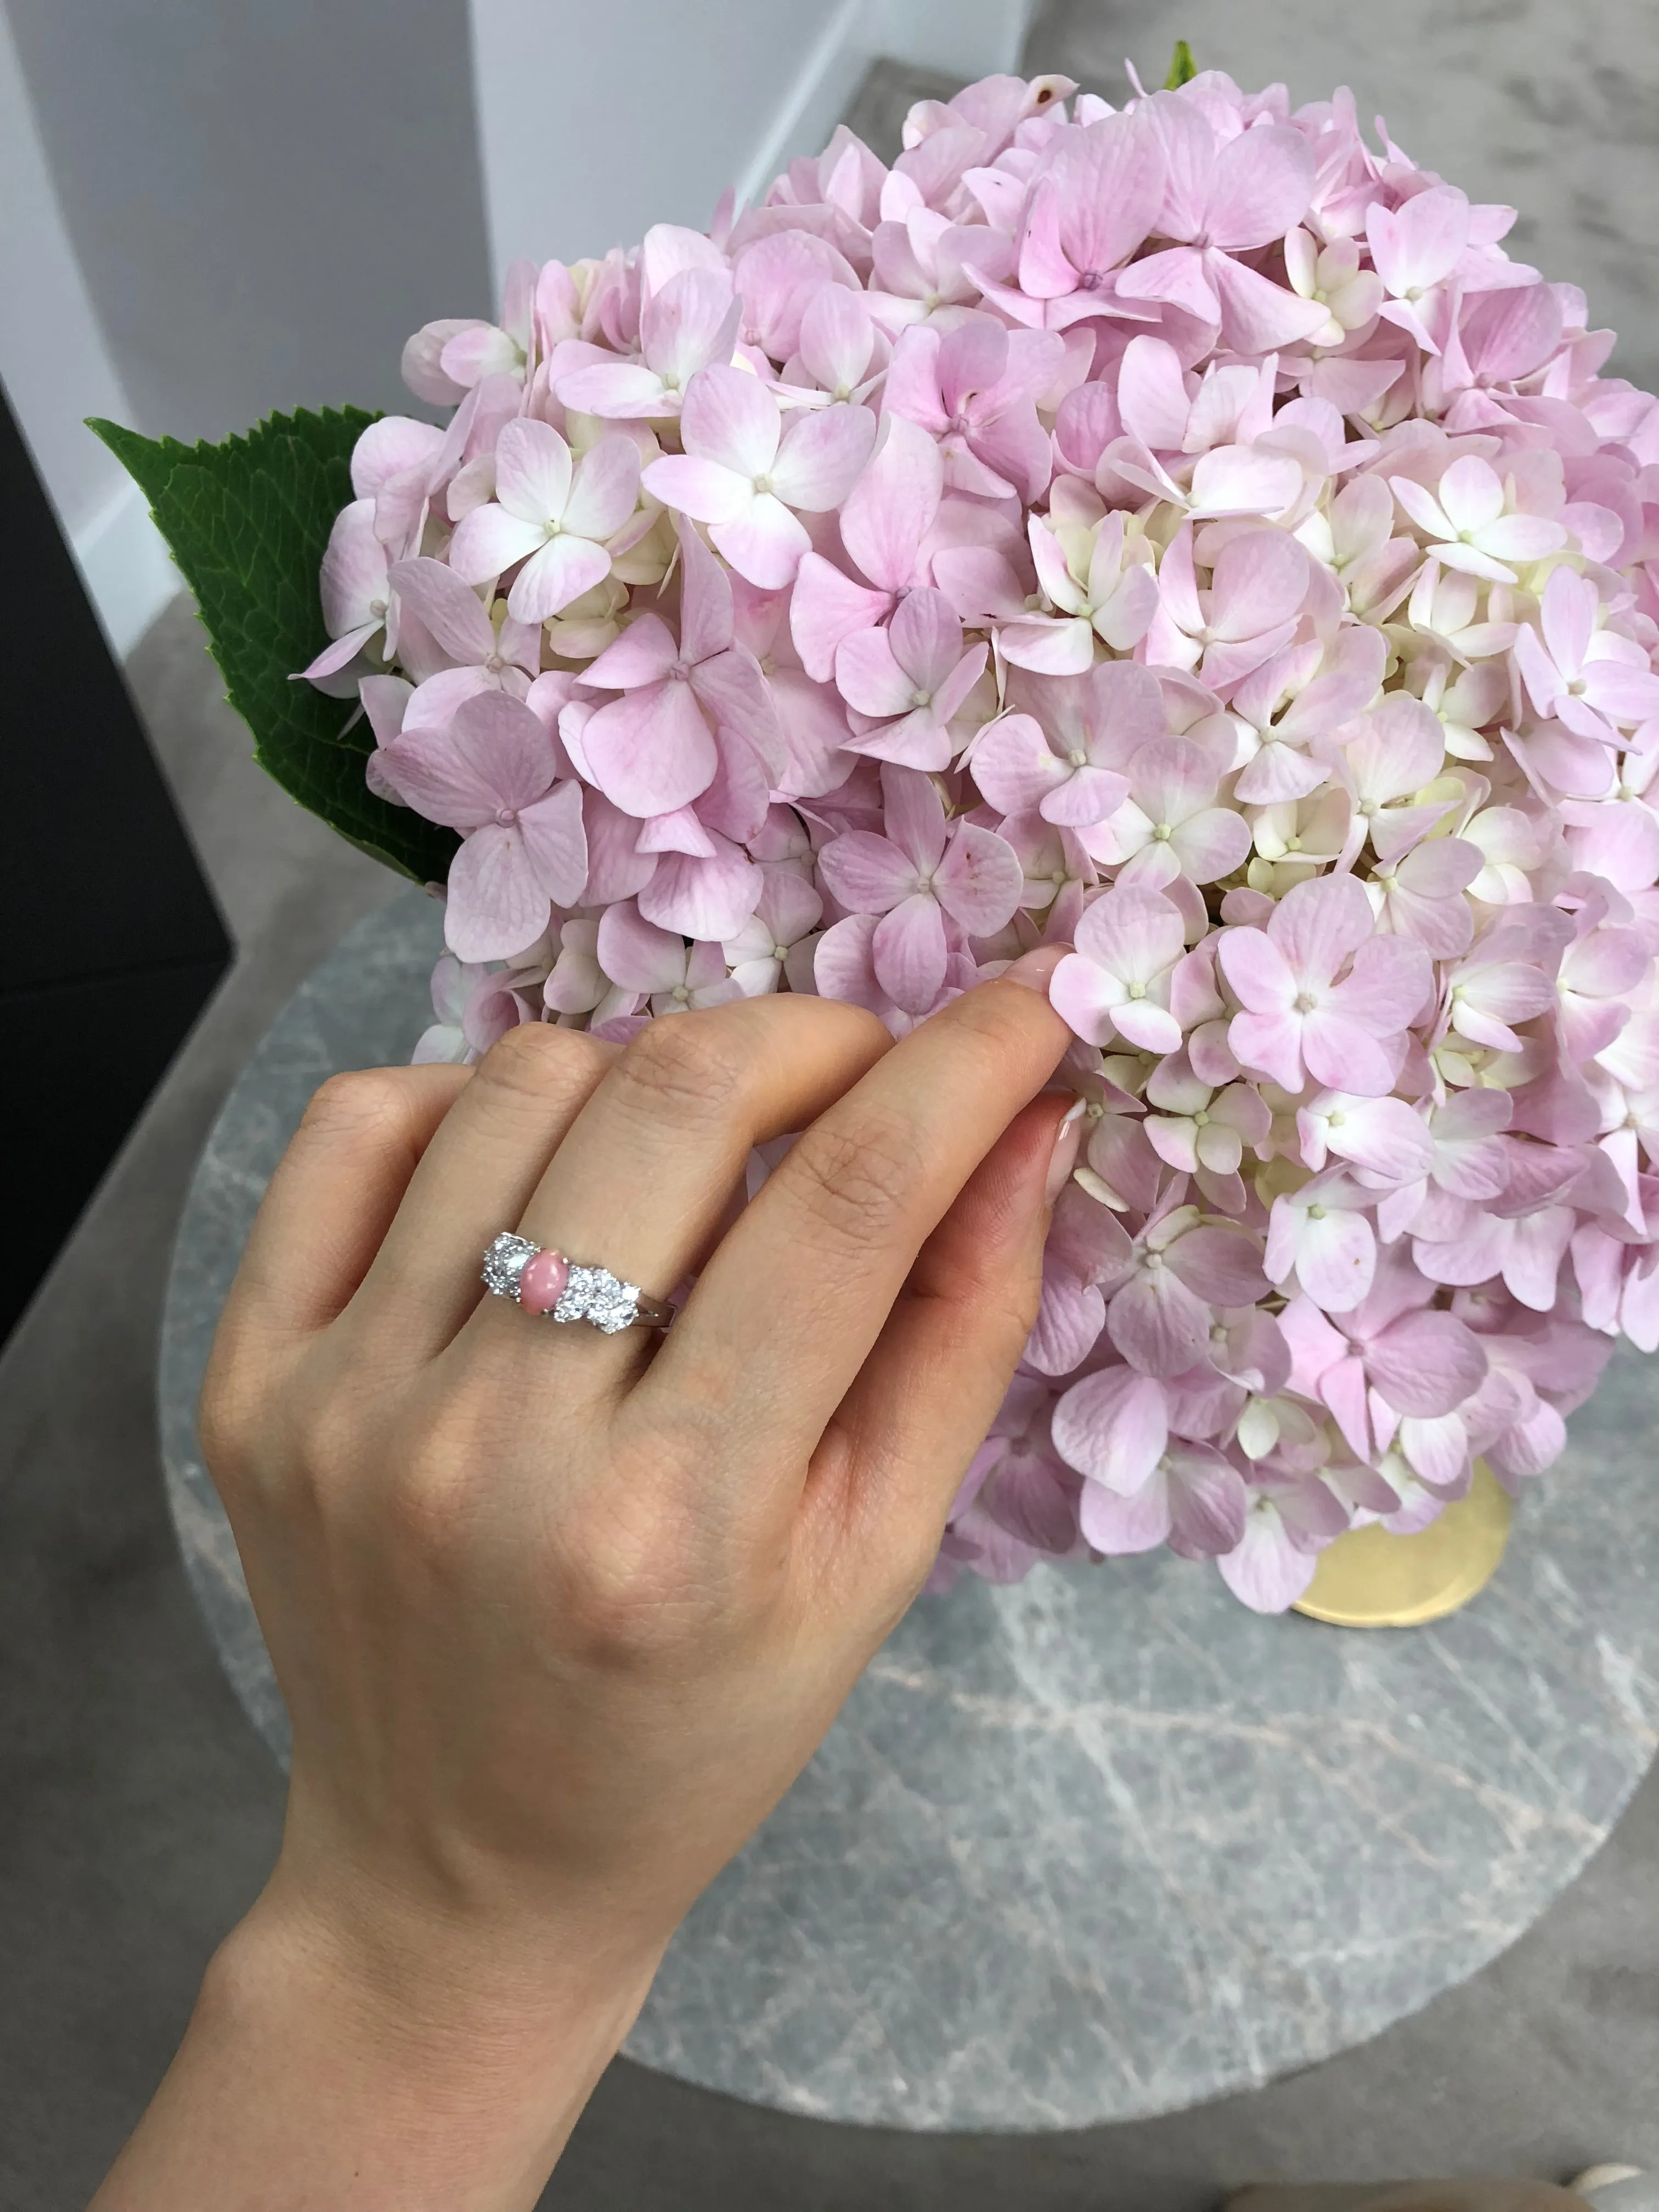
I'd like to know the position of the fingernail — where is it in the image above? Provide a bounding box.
[1002,943,1071,992]
[1044,1097,1087,1205]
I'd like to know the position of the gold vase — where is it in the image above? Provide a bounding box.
[1292,1461,1514,1628]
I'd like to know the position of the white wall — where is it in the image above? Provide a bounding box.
[2,0,1035,657]
[469,0,1036,287]
[3,0,493,659]
[0,4,173,657]
[7,0,493,452]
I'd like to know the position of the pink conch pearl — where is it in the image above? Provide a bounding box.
[518,1249,570,1315]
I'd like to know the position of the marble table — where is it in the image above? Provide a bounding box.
[160,890,1659,2132]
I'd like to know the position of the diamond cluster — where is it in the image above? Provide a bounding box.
[554,1265,641,1334]
[481,1232,537,1300]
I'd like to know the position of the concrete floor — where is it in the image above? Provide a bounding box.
[4,11,1658,2204]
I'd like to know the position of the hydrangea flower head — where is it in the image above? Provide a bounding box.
[306,63,1659,1610]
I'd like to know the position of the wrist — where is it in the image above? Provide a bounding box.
[240,1844,665,2075]
[95,1861,663,2212]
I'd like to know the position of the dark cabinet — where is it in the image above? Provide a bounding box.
[1,383,230,1343]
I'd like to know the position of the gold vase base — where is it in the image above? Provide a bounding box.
[1292,1462,1514,1628]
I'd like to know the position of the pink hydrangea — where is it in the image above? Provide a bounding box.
[307,64,1659,1611]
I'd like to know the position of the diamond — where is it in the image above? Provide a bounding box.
[554,1263,641,1333]
[481,1232,537,1300]
[590,1273,643,1333]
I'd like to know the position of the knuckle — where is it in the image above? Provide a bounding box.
[546,1424,767,1669]
[612,1012,747,1125]
[297,1068,417,1153]
[552,1507,723,1671]
[287,1378,367,1491]
[787,1112,926,1248]
[202,1328,345,1504]
[378,1399,500,1564]
[387,1457,484,1573]
[199,1335,268,1491]
[475,1019,608,1107]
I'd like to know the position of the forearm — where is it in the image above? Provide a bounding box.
[91,1881,661,2212]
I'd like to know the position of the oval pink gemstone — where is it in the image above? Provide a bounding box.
[518,1249,570,1316]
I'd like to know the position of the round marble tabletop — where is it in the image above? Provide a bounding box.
[160,889,1659,2132]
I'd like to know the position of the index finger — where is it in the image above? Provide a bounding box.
[637,951,1073,1462]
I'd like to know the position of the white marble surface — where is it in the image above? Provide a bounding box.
[159,892,1659,2131]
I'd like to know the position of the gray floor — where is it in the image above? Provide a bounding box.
[4,12,1657,2206]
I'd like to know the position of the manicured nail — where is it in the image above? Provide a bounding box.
[1044,1097,1087,1204]
[1002,943,1071,991]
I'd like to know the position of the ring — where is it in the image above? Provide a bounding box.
[481,1233,674,1334]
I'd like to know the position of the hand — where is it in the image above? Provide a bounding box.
[94,950,1079,2211]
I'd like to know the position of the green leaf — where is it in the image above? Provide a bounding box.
[1164,39,1198,88]
[89,408,460,886]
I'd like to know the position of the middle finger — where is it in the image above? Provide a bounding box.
[460,993,892,1380]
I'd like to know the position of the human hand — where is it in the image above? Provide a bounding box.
[95,951,1079,2211]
